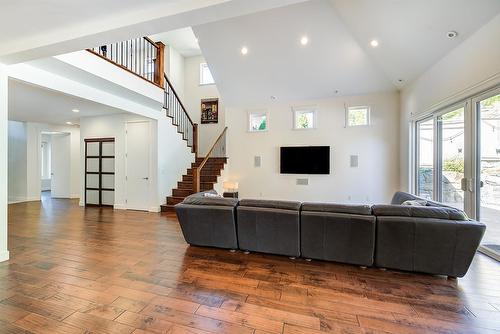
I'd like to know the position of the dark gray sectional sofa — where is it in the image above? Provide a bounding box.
[175,191,486,277]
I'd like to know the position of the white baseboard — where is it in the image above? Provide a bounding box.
[8,197,40,204]
[149,206,161,213]
[0,250,10,262]
[70,194,80,199]
[113,204,127,210]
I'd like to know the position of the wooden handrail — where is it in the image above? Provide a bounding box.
[164,74,194,126]
[193,127,228,193]
[87,36,165,88]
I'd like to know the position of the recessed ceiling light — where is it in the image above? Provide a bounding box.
[370,39,379,48]
[241,46,248,55]
[66,122,73,125]
[72,109,79,113]
[447,31,458,39]
[300,36,309,46]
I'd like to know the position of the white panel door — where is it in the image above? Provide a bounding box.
[126,122,150,211]
[51,134,71,198]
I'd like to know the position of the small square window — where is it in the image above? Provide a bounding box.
[248,111,268,132]
[200,63,215,85]
[293,108,316,129]
[347,106,370,126]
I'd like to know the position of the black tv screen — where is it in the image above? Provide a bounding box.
[280,146,330,174]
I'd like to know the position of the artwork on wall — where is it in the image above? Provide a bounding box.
[201,98,219,124]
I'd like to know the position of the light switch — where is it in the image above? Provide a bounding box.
[254,156,261,167]
[350,155,359,168]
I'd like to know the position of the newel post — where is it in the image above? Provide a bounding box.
[192,168,201,194]
[193,123,199,159]
[155,42,165,88]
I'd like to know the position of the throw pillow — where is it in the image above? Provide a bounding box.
[402,199,427,206]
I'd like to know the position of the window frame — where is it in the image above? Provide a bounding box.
[346,105,371,127]
[292,106,317,130]
[199,62,215,86]
[248,110,269,133]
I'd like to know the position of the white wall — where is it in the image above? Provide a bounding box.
[0,64,9,262]
[8,121,27,203]
[157,116,195,204]
[184,55,225,156]
[400,13,500,191]
[165,46,186,101]
[225,91,400,203]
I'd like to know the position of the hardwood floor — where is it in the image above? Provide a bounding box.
[2,197,500,334]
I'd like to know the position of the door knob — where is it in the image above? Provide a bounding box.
[480,181,484,188]
[143,177,149,180]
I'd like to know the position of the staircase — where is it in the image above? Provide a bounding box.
[161,73,228,213]
[160,157,227,212]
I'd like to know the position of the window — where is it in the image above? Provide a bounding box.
[293,107,316,129]
[248,111,268,132]
[200,63,215,85]
[347,106,370,126]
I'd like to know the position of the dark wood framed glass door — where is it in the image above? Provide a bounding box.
[84,138,115,207]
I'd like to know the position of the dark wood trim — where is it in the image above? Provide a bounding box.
[86,188,115,192]
[86,155,115,159]
[86,172,115,175]
[155,42,165,88]
[86,49,164,89]
[85,138,115,143]
[144,36,160,49]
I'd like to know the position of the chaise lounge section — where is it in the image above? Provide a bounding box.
[374,192,486,277]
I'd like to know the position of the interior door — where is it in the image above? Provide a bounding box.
[126,121,150,211]
[51,134,71,198]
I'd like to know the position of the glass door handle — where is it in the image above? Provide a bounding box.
[461,178,467,192]
[480,181,484,188]
[142,177,149,180]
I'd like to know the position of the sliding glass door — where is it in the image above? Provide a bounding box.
[474,90,500,244]
[414,86,500,249]
[438,106,466,210]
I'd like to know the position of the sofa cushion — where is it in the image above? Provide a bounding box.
[182,191,238,207]
[239,199,301,211]
[391,191,450,208]
[373,205,467,220]
[301,203,372,215]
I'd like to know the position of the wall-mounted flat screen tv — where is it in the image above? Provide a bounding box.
[280,146,330,174]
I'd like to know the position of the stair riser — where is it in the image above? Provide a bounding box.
[187,169,221,176]
[173,189,194,197]
[178,182,214,191]
[183,175,218,183]
[167,197,184,205]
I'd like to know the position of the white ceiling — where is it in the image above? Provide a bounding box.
[150,28,201,57]
[329,0,500,87]
[0,0,306,64]
[193,0,500,106]
[8,79,126,125]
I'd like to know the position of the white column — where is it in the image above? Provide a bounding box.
[0,64,9,262]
